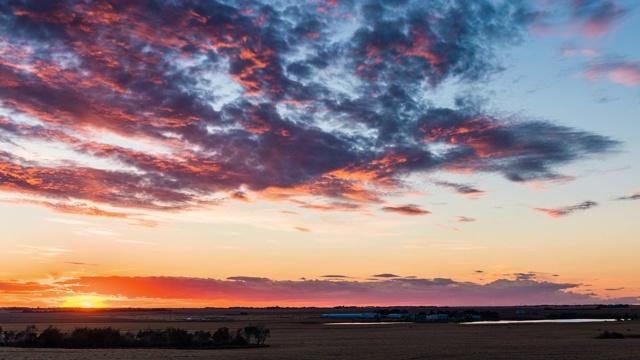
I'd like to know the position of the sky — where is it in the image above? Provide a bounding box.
[0,0,638,308]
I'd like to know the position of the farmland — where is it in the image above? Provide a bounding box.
[1,307,639,359]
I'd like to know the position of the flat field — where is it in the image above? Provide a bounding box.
[1,307,639,359]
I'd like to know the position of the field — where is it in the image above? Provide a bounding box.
[1,307,639,359]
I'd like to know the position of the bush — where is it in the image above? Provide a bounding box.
[37,326,65,347]
[596,331,625,339]
[68,327,122,348]
[212,327,231,345]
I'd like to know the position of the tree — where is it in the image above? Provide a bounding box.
[244,324,270,345]
[38,326,65,347]
[212,327,230,345]
[16,325,38,346]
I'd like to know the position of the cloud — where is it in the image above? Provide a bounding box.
[7,199,131,219]
[321,275,349,279]
[533,200,598,218]
[0,0,619,218]
[372,273,400,278]
[436,223,459,232]
[27,275,635,306]
[454,216,476,222]
[566,0,627,37]
[0,281,56,294]
[381,204,431,216]
[64,261,99,266]
[294,226,312,232]
[435,181,485,198]
[616,193,640,201]
[514,272,537,281]
[532,0,628,38]
[586,61,640,86]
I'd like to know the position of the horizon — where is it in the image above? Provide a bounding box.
[1,0,639,309]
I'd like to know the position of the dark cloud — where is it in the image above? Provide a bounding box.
[533,200,598,218]
[435,181,485,197]
[616,193,640,201]
[0,0,619,216]
[321,275,349,278]
[514,272,537,281]
[475,270,484,274]
[455,216,477,222]
[373,273,400,278]
[381,204,431,216]
[226,276,271,283]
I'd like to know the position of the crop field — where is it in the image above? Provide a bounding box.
[1,307,639,359]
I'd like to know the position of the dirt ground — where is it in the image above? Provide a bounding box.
[1,308,639,359]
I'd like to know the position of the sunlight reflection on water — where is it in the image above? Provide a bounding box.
[325,322,410,326]
[464,319,616,325]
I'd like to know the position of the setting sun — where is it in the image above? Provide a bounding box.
[60,295,110,309]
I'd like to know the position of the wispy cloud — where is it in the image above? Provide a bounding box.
[381,204,431,216]
[64,261,99,266]
[435,181,485,198]
[566,0,627,37]
[616,192,640,201]
[532,0,628,38]
[533,200,598,218]
[586,61,640,86]
[294,226,312,233]
[372,273,400,278]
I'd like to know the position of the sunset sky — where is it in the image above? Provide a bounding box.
[1,0,638,308]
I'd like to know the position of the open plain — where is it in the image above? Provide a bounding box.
[1,307,639,359]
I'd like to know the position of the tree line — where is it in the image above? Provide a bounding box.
[0,324,269,348]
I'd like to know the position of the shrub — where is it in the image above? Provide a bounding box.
[596,331,625,339]
[212,327,231,345]
[68,327,122,348]
[37,326,65,347]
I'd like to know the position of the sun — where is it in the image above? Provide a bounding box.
[60,295,110,309]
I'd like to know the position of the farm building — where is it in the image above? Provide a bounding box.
[321,313,381,319]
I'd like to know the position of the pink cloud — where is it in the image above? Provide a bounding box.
[587,61,640,86]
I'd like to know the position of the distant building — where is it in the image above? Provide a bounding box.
[426,313,449,321]
[321,313,380,319]
[387,313,408,319]
[515,309,526,315]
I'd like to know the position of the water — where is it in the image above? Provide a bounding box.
[325,322,410,326]
[464,319,616,325]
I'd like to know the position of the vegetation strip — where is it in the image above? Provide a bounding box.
[0,325,270,349]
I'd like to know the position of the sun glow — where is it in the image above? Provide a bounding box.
[60,295,110,308]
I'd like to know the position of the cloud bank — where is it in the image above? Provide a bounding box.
[1,275,637,307]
